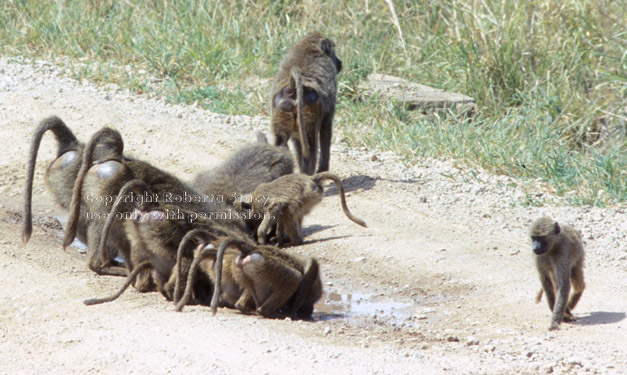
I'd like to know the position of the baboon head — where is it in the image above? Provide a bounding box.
[320,37,342,73]
[529,217,561,255]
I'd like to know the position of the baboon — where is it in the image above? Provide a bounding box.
[23,116,84,244]
[192,131,294,234]
[530,216,586,330]
[177,236,323,319]
[271,32,342,175]
[248,172,367,246]
[62,127,235,287]
[174,237,255,314]
[95,179,248,303]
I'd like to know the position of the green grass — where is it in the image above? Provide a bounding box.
[1,0,624,205]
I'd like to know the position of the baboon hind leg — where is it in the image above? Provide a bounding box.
[317,114,333,173]
[565,262,586,321]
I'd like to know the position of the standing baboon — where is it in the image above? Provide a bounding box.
[271,32,342,175]
[248,172,366,246]
[23,116,84,244]
[177,236,322,319]
[529,216,586,330]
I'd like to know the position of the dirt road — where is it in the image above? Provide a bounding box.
[0,57,625,374]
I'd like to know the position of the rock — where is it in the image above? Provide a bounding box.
[359,74,476,117]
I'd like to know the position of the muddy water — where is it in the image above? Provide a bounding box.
[314,292,417,322]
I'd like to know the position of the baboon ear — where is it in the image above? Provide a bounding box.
[320,38,334,54]
[554,222,561,235]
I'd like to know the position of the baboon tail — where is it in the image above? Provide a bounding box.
[62,127,122,250]
[96,179,150,266]
[174,229,215,304]
[312,172,367,228]
[176,243,217,312]
[83,262,152,305]
[210,238,234,315]
[291,66,309,159]
[23,116,79,245]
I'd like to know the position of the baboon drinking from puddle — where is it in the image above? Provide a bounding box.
[62,127,233,287]
[84,179,248,305]
[247,172,366,246]
[270,32,342,175]
[529,216,586,330]
[177,236,322,319]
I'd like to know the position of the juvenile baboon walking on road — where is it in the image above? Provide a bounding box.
[271,32,342,175]
[529,216,586,330]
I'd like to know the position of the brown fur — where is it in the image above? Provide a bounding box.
[177,236,323,319]
[249,172,366,246]
[62,127,231,287]
[96,179,248,304]
[530,216,586,330]
[23,116,84,244]
[270,32,342,175]
[192,131,294,234]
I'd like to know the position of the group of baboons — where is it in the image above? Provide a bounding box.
[21,32,585,329]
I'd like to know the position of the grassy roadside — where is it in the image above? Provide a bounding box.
[1,0,624,205]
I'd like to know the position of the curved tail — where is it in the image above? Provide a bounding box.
[291,66,309,159]
[312,172,367,228]
[173,229,216,304]
[176,242,218,312]
[83,262,152,305]
[97,179,150,266]
[23,116,79,244]
[62,127,123,250]
[209,237,255,315]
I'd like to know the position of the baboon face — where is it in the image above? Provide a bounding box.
[320,37,342,73]
[530,217,561,255]
[531,236,550,255]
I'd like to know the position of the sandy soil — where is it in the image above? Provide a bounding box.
[0,57,625,375]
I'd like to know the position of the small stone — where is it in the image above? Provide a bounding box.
[323,327,331,335]
[466,336,479,346]
[446,336,459,342]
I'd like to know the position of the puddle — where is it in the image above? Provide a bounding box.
[54,215,126,263]
[314,292,417,323]
[53,214,88,252]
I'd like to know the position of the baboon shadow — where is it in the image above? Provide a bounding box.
[312,312,346,322]
[323,174,424,196]
[571,311,625,326]
[323,174,377,196]
[302,224,335,237]
[301,235,350,245]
